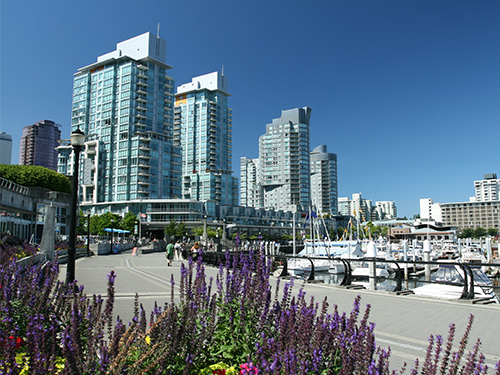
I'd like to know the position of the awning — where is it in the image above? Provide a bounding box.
[103,228,131,234]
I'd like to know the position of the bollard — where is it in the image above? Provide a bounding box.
[423,239,431,282]
[367,241,377,291]
[403,240,408,290]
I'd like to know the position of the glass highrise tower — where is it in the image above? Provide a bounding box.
[310,145,337,215]
[64,32,181,207]
[174,71,238,206]
[258,107,312,211]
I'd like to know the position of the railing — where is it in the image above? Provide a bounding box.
[274,255,500,302]
[195,250,500,303]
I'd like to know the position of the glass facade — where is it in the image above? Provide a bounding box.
[258,107,312,211]
[174,72,238,206]
[65,33,181,206]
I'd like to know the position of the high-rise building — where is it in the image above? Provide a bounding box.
[174,71,238,206]
[240,157,261,207]
[338,193,372,223]
[310,145,337,215]
[474,173,500,202]
[259,107,311,211]
[0,132,12,164]
[19,120,61,171]
[373,201,397,220]
[62,32,181,206]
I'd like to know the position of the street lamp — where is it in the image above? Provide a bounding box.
[202,214,208,247]
[221,219,227,246]
[87,211,91,257]
[110,218,115,254]
[66,128,85,284]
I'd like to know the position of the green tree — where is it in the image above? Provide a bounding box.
[175,222,189,238]
[97,212,122,235]
[474,227,487,238]
[122,211,138,233]
[459,228,475,238]
[487,228,498,237]
[0,164,71,193]
[165,220,178,238]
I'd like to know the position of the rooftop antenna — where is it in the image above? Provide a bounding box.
[156,23,160,55]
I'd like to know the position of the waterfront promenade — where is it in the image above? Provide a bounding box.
[58,249,500,372]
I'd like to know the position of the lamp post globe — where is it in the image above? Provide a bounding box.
[66,128,85,284]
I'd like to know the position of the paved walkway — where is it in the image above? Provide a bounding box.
[58,250,500,372]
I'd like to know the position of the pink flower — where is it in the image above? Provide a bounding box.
[240,363,258,374]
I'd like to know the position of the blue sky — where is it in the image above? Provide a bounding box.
[1,0,500,218]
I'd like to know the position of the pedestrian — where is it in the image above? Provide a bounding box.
[174,241,182,261]
[166,240,174,266]
[181,242,187,259]
[191,241,200,261]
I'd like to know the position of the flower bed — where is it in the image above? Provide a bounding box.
[0,247,499,374]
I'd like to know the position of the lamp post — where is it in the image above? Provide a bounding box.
[66,128,85,284]
[202,214,208,247]
[110,218,115,254]
[87,211,91,257]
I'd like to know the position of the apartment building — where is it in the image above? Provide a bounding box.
[19,120,61,171]
[174,71,238,206]
[61,32,181,209]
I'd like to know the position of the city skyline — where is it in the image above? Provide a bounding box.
[2,1,500,218]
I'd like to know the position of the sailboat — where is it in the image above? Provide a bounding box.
[287,209,364,276]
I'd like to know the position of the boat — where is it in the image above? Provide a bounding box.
[349,262,392,289]
[412,264,499,304]
[287,240,364,276]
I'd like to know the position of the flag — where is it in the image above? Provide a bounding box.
[311,210,317,218]
[141,213,147,218]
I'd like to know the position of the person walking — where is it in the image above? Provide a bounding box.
[174,241,182,261]
[191,242,200,261]
[166,240,174,266]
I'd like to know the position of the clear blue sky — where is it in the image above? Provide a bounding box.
[1,0,500,218]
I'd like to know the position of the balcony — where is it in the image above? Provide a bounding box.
[138,151,151,159]
[136,87,147,95]
[135,96,147,103]
[136,104,147,111]
[137,79,148,87]
[137,64,148,71]
[135,113,147,120]
[138,178,150,185]
[138,160,151,167]
[137,72,148,79]
[139,142,151,150]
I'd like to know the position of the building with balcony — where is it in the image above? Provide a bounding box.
[60,32,181,213]
[474,173,500,202]
[373,200,397,220]
[19,120,61,171]
[310,145,337,216]
[240,157,261,207]
[0,132,12,164]
[174,71,238,206]
[258,107,312,211]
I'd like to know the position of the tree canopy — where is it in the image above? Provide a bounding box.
[0,164,71,194]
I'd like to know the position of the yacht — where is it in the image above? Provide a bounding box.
[412,264,499,304]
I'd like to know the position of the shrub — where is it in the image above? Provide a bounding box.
[0,249,498,374]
